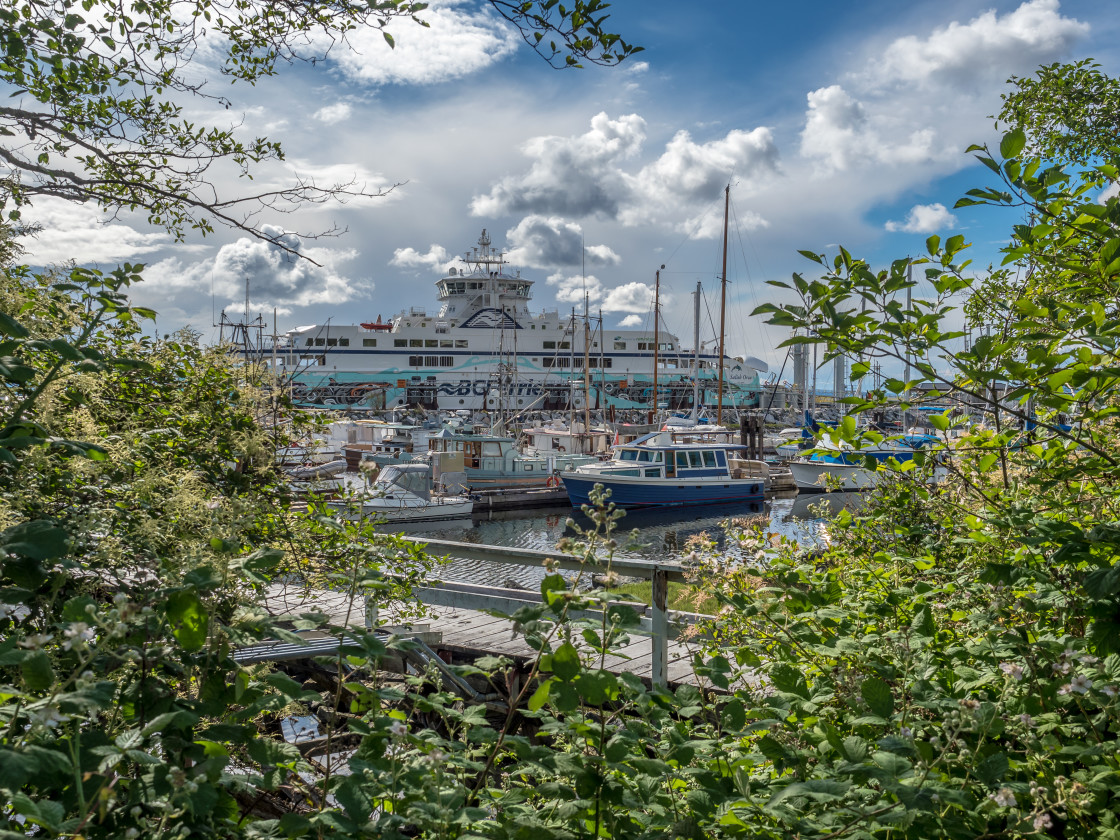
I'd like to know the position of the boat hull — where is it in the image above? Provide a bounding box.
[789,461,879,492]
[330,497,475,523]
[559,472,764,509]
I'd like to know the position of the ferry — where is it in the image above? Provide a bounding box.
[257,230,767,412]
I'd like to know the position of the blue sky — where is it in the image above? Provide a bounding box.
[17,0,1120,383]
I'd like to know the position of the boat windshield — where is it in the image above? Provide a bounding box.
[374,465,431,500]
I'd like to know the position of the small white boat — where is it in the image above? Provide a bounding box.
[329,463,474,523]
[789,434,943,492]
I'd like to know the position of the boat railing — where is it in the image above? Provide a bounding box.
[372,537,697,687]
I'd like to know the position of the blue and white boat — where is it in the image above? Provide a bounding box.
[558,431,765,509]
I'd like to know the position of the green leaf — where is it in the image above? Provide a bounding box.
[1,520,68,561]
[165,589,209,651]
[860,676,894,718]
[1000,127,1026,159]
[770,663,809,698]
[21,651,54,692]
[528,677,554,711]
[552,641,580,681]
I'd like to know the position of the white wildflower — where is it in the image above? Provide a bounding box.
[387,720,408,737]
[1033,813,1052,830]
[999,662,1024,681]
[62,622,95,651]
[18,633,53,650]
[1018,713,1035,727]
[1070,674,1092,694]
[1102,685,1118,699]
[991,787,1016,808]
[900,726,912,738]
[425,748,447,763]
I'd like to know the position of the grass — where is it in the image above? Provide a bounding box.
[612,580,721,616]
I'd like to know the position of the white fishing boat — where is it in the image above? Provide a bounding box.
[328,463,474,523]
[789,434,943,492]
[254,230,767,412]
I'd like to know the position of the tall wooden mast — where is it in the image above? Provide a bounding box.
[717,184,729,426]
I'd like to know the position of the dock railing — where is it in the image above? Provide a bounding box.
[394,536,697,687]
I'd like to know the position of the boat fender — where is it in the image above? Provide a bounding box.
[546,474,561,488]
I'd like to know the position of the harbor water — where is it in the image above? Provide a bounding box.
[393,492,864,589]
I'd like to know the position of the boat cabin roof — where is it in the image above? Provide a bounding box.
[618,430,746,451]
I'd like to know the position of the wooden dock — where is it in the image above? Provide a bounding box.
[261,537,706,686]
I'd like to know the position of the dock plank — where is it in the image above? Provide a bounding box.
[262,583,706,686]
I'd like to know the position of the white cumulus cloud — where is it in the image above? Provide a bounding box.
[505,216,620,269]
[390,244,452,270]
[19,197,174,265]
[885,203,957,233]
[328,2,520,87]
[313,103,352,124]
[799,0,1087,174]
[143,226,363,317]
[473,113,779,240]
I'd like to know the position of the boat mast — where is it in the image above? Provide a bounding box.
[692,281,701,418]
[717,184,729,426]
[652,268,659,422]
[583,289,591,449]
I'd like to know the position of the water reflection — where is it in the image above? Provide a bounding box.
[395,492,867,588]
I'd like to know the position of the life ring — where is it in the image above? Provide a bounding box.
[546,474,561,488]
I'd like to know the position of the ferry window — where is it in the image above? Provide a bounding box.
[318,356,326,366]
[424,356,439,366]
[339,338,350,347]
[602,358,612,368]
[703,451,716,467]
[305,338,313,347]
[326,338,338,346]
[557,358,570,367]
[689,452,703,467]
[637,451,651,462]
[543,341,556,349]
[560,341,570,349]
[409,356,422,366]
[363,338,377,347]
[614,341,626,350]
[619,450,638,461]
[676,452,689,468]
[394,339,407,347]
[440,340,453,348]
[455,340,468,348]
[409,339,422,347]
[645,467,661,477]
[542,358,553,368]
[439,356,453,366]
[314,338,325,346]
[425,339,438,348]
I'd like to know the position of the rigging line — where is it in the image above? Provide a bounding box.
[728,199,784,357]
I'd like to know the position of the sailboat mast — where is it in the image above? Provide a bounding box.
[717,184,729,426]
[692,281,701,417]
[652,266,662,422]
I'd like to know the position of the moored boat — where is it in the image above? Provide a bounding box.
[328,463,474,523]
[559,430,765,509]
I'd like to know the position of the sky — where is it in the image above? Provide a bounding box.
[15,0,1120,385]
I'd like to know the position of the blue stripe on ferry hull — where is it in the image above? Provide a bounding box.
[560,475,764,509]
